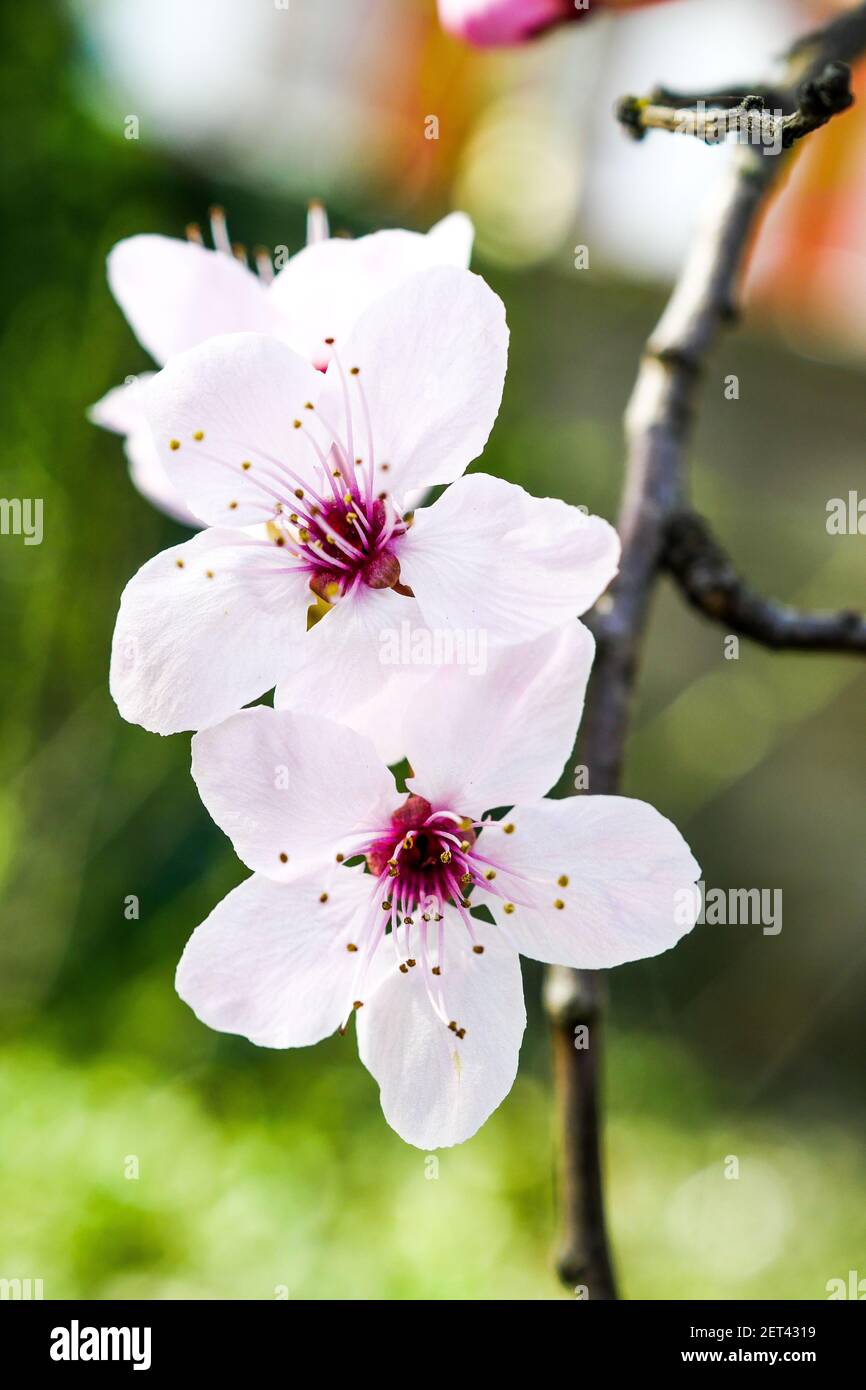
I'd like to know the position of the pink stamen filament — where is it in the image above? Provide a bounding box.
[352,372,377,506]
[326,345,357,496]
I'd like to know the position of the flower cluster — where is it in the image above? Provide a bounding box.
[96,201,700,1148]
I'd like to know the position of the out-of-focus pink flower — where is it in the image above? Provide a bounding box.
[438,0,671,47]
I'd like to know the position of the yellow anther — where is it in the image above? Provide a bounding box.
[558,874,569,887]
[319,892,329,903]
[193,430,204,441]
[554,899,565,910]
[503,823,515,834]
[346,943,358,952]
[473,945,484,955]
[484,869,496,881]
[169,439,180,450]
[440,849,452,864]
[503,903,515,914]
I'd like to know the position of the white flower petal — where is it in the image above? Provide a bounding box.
[191,705,397,881]
[314,266,508,505]
[143,333,326,527]
[476,796,701,969]
[357,917,525,1148]
[176,869,374,1048]
[404,622,594,814]
[424,211,475,267]
[110,528,309,734]
[124,427,204,527]
[400,473,620,642]
[268,221,474,368]
[88,375,152,436]
[107,235,273,364]
[274,587,422,756]
[91,376,201,526]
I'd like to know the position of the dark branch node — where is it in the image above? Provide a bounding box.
[782,61,854,146]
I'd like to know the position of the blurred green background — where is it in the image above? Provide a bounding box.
[1,1,864,1300]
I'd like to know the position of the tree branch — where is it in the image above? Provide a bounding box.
[663,510,866,653]
[544,967,614,1296]
[617,61,852,148]
[546,0,866,1300]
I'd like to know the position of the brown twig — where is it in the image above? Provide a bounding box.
[546,0,866,1299]
[617,61,853,148]
[663,510,866,652]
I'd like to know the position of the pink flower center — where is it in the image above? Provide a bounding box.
[365,794,479,909]
[337,797,525,1038]
[295,494,406,600]
[269,345,409,599]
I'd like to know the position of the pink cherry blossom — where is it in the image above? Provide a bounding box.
[177,628,700,1148]
[90,206,474,526]
[110,264,620,736]
[438,0,671,47]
